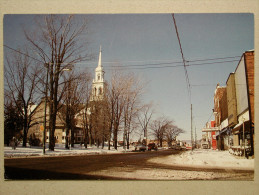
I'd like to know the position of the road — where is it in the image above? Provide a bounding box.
[4,149,254,180]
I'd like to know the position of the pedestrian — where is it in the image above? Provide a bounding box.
[11,137,17,150]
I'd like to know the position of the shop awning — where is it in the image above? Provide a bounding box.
[217,127,230,136]
[232,121,251,134]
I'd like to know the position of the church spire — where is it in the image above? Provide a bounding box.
[98,45,102,67]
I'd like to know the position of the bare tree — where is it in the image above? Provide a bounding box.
[24,15,92,150]
[164,124,185,147]
[122,73,145,149]
[89,99,109,148]
[105,70,143,150]
[4,92,23,146]
[107,70,127,149]
[150,116,184,147]
[76,73,92,149]
[60,69,91,148]
[150,116,170,147]
[137,104,154,146]
[4,49,42,147]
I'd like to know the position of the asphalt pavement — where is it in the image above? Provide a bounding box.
[4,149,253,180]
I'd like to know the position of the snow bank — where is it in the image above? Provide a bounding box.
[4,144,135,158]
[149,149,254,170]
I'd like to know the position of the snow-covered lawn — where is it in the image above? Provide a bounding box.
[149,149,254,170]
[4,144,135,158]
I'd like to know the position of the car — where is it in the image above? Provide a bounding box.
[169,144,182,150]
[148,143,158,151]
[134,144,146,152]
[181,146,187,150]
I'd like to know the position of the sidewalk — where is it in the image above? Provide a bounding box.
[148,149,254,170]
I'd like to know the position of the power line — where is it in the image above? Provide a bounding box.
[4,44,44,64]
[186,56,241,63]
[187,59,239,67]
[172,13,191,103]
[67,55,241,66]
[4,44,240,70]
[103,59,239,70]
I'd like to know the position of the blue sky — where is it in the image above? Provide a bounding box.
[4,14,254,141]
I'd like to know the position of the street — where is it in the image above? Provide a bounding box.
[4,149,254,180]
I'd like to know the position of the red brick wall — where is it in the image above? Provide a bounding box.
[244,51,254,124]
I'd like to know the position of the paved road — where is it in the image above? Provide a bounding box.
[4,150,253,180]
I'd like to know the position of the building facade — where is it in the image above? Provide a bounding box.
[213,85,230,150]
[202,50,254,157]
[230,50,254,156]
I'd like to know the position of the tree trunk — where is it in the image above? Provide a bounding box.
[22,117,28,147]
[97,139,100,148]
[84,126,88,149]
[127,132,130,149]
[108,139,111,150]
[102,138,104,149]
[114,125,118,150]
[89,126,92,146]
[71,127,74,147]
[65,126,69,149]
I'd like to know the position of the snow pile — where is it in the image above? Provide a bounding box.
[4,144,135,158]
[149,149,254,170]
[89,167,252,180]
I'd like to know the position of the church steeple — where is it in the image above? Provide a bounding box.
[97,45,102,68]
[91,45,105,101]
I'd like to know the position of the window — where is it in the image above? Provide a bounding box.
[99,87,102,95]
[62,136,65,140]
[98,74,100,81]
[94,87,97,96]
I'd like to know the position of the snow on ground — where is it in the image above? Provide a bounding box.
[4,144,135,158]
[87,149,254,180]
[88,167,253,180]
[4,146,254,180]
[149,149,254,170]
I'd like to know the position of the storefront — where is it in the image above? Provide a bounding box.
[216,127,233,150]
[230,120,251,157]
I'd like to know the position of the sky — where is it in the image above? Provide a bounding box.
[4,14,254,141]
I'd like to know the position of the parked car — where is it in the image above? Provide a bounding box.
[170,144,183,150]
[135,144,146,152]
[148,143,158,151]
[181,146,187,150]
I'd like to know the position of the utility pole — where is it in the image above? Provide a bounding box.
[195,127,197,149]
[191,104,193,150]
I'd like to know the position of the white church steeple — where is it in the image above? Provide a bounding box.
[97,45,102,68]
[91,45,105,101]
